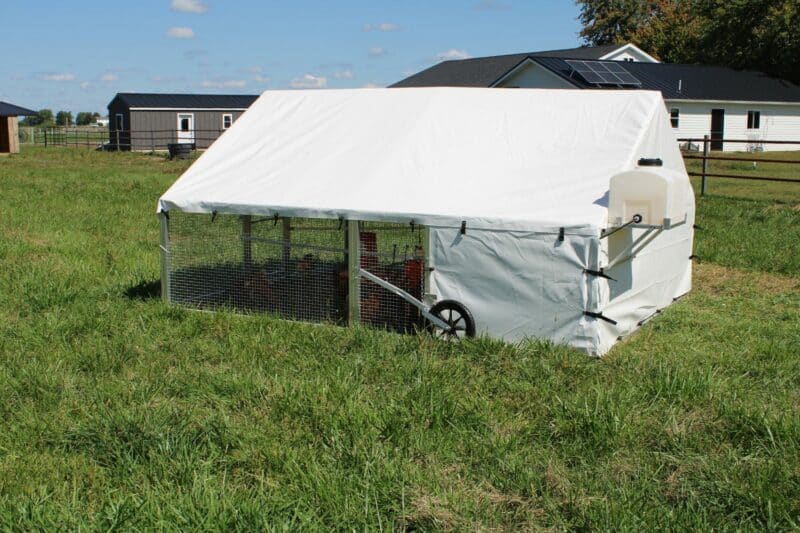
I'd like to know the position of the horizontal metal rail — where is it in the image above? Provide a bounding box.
[686,172,800,183]
[678,138,800,145]
[683,155,800,165]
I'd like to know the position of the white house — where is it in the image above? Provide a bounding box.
[393,44,800,151]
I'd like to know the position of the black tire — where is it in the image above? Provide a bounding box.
[426,300,476,339]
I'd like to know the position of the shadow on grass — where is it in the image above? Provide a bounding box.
[124,279,161,300]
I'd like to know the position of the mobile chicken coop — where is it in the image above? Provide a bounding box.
[158,88,694,355]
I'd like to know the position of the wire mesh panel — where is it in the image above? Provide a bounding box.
[358,222,426,333]
[167,213,348,324]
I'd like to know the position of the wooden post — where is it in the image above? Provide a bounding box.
[44,128,47,148]
[282,217,291,265]
[347,220,361,325]
[242,215,253,270]
[159,212,171,303]
[701,134,710,197]
[151,130,155,152]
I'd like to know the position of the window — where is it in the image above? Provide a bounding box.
[115,113,124,131]
[670,108,679,128]
[180,117,190,131]
[747,110,760,129]
[222,114,233,129]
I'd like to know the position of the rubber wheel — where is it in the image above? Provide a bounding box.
[426,300,476,340]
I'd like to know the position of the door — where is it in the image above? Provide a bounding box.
[710,109,725,150]
[177,113,194,144]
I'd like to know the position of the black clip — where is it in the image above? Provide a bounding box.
[693,224,703,231]
[211,210,218,222]
[161,210,169,220]
[689,254,700,261]
[584,268,616,282]
[460,221,467,235]
[584,311,618,325]
[273,214,280,226]
[558,227,565,242]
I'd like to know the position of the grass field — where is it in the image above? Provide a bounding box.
[0,147,798,529]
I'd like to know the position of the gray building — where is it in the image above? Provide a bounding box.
[107,93,259,150]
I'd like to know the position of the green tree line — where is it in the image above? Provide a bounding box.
[21,110,102,127]
[576,0,800,84]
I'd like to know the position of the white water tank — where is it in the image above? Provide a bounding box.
[608,167,689,227]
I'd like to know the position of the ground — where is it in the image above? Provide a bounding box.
[0,148,798,530]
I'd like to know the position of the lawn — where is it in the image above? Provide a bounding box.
[0,147,798,530]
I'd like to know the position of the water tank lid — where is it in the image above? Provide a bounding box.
[638,158,663,167]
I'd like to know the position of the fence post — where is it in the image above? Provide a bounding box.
[242,215,253,270]
[151,130,155,152]
[347,220,361,326]
[160,212,171,303]
[701,134,710,197]
[44,129,47,148]
[115,129,120,151]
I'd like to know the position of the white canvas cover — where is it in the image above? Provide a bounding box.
[159,88,694,355]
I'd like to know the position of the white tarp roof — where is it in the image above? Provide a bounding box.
[159,88,684,232]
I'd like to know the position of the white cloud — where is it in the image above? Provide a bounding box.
[200,79,247,89]
[170,0,208,14]
[166,27,195,39]
[254,75,271,84]
[42,72,75,82]
[290,74,327,89]
[244,66,264,73]
[80,81,92,90]
[369,47,386,58]
[100,73,119,82]
[363,22,401,32]
[435,49,471,61]
[333,70,354,80]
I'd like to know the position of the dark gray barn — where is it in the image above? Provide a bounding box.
[107,93,259,151]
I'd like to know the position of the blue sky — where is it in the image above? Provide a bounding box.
[1,0,583,115]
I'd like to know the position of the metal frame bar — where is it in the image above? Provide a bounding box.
[605,227,664,270]
[359,268,450,330]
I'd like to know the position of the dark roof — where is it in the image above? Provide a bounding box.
[0,101,36,116]
[393,52,800,103]
[390,45,624,88]
[533,57,800,102]
[109,93,260,110]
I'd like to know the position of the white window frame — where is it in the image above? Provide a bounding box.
[222,113,233,130]
[670,108,679,129]
[746,110,761,130]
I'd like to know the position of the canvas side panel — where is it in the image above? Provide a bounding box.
[428,226,601,353]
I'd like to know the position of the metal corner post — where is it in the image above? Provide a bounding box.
[347,220,361,325]
[159,211,171,303]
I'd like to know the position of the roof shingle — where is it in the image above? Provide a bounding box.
[109,93,260,109]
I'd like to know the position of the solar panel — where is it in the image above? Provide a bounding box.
[565,60,641,87]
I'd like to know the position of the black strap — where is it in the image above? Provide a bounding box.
[584,311,618,325]
[584,268,616,282]
[460,221,467,235]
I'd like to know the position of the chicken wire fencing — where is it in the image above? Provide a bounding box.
[358,221,426,334]
[162,213,427,333]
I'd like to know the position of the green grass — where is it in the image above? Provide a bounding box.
[0,147,798,529]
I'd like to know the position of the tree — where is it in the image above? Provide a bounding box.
[21,109,55,127]
[76,112,96,126]
[55,111,73,127]
[576,0,800,84]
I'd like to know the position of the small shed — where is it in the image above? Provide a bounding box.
[107,93,259,151]
[0,101,36,154]
[158,88,694,356]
